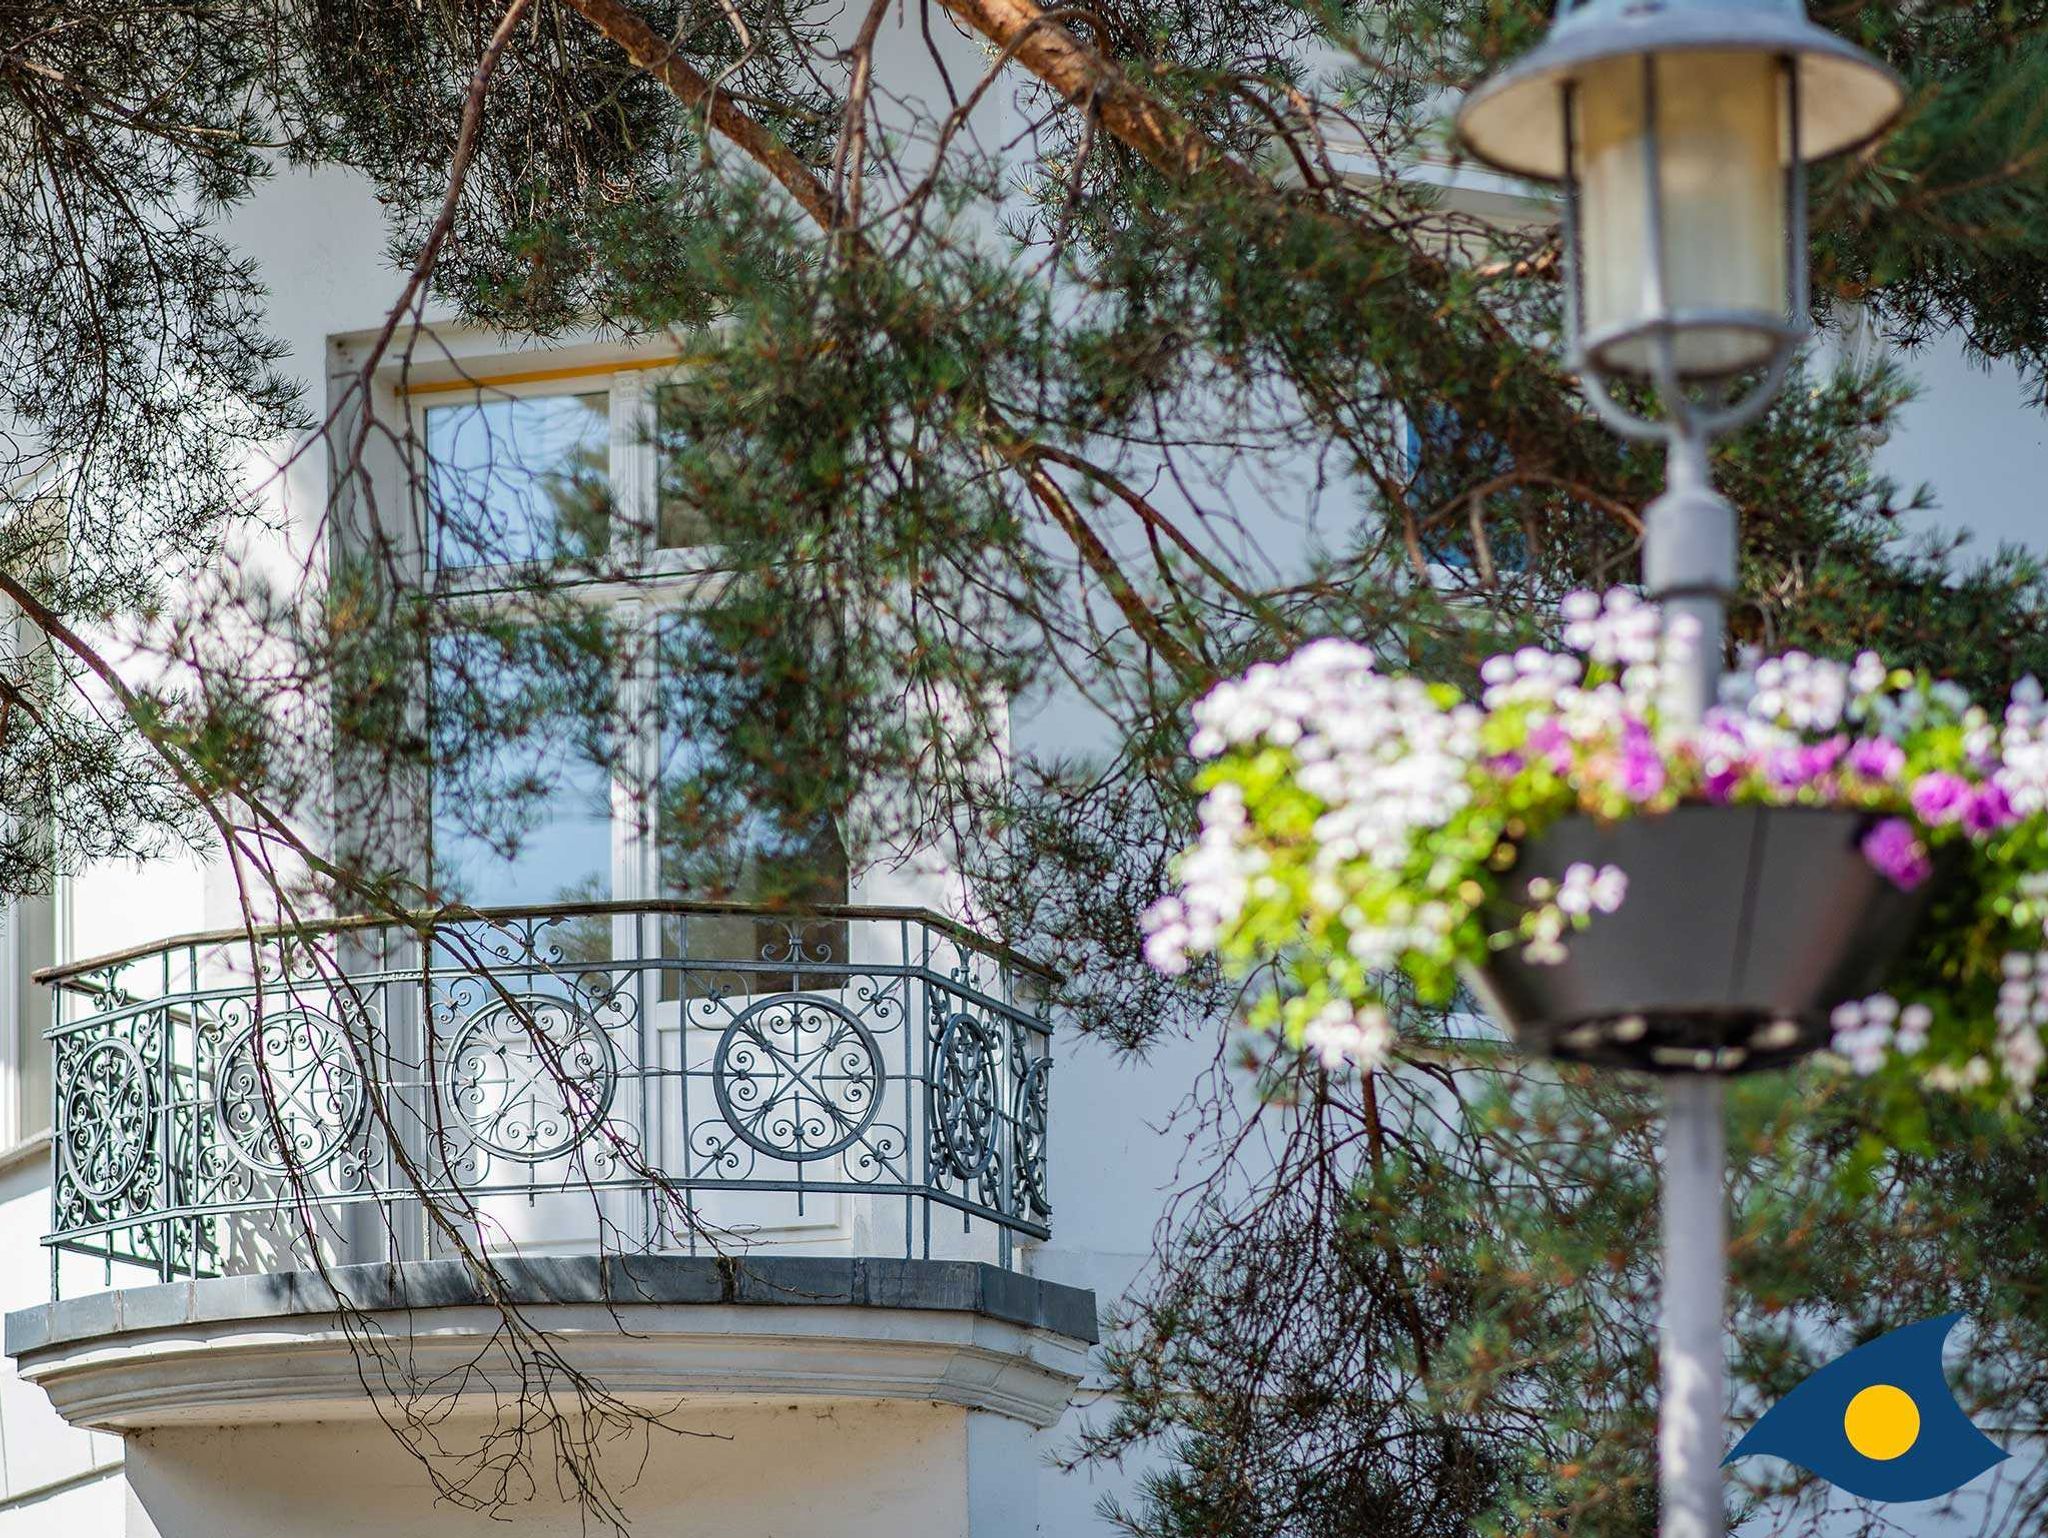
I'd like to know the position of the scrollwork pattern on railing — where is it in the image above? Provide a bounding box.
[214,1007,369,1176]
[446,993,617,1163]
[40,903,1054,1299]
[713,995,883,1161]
[929,1011,1001,1183]
[59,1036,154,1202]
[1015,1054,1051,1221]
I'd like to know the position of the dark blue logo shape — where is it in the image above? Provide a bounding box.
[1725,1314,2007,1502]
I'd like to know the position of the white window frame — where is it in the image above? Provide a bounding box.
[402,359,844,914]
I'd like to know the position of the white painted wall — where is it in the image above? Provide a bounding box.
[124,1404,969,1538]
[0,1147,121,1530]
[1880,334,2048,556]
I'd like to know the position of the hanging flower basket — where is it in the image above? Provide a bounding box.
[1139,588,2048,1119]
[1467,806,1939,1074]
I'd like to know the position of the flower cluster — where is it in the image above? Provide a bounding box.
[1518,863,1628,965]
[1828,995,1932,1077]
[1142,587,2048,1112]
[1301,999,1396,1071]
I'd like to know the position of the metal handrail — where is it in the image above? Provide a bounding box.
[37,897,1056,988]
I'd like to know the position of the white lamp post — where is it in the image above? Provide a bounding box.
[1456,7,1902,1536]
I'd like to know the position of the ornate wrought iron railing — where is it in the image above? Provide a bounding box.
[40,903,1053,1300]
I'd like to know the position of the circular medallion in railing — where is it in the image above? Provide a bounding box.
[712,995,884,1161]
[213,1008,369,1176]
[929,1012,1002,1182]
[446,994,617,1162]
[59,1037,154,1202]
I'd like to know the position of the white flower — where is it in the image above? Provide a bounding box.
[1828,994,1921,1076]
[1301,1000,1395,1072]
[1556,862,1597,917]
[1896,1003,1933,1056]
[1479,645,1581,709]
[2000,1021,2046,1098]
[1140,896,1192,976]
[1744,651,1849,733]
[1555,861,1628,917]
[1563,588,1662,668]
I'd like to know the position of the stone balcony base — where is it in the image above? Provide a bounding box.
[5,1256,1099,1432]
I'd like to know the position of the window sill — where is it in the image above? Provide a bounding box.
[0,1130,52,1180]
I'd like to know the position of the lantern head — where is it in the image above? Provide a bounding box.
[1456,0,1903,384]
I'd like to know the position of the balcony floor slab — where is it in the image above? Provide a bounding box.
[5,1256,1098,1433]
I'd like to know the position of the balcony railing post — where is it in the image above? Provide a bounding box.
[46,976,60,1301]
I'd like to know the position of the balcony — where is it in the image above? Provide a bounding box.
[6,903,1092,1433]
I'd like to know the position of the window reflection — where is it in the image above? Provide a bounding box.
[654,615,848,992]
[427,630,613,908]
[415,383,852,991]
[426,393,611,569]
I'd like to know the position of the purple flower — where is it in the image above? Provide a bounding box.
[1527,719,1572,774]
[1485,751,1526,779]
[1702,765,1742,804]
[1766,737,1846,793]
[1909,771,1972,826]
[1862,817,1934,891]
[1962,781,2019,838]
[1845,737,1905,783]
[1619,721,1665,803]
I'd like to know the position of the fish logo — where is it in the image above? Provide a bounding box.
[1725,1314,2007,1502]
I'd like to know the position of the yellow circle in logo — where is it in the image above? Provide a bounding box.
[1844,1384,1921,1461]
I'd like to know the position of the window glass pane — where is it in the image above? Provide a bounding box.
[654,616,847,984]
[426,392,611,568]
[429,632,613,907]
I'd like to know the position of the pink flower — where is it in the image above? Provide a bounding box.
[1909,771,1972,826]
[1845,737,1905,783]
[1702,766,1742,804]
[1862,817,1933,891]
[1527,719,1572,774]
[1962,782,2019,838]
[1766,737,1846,793]
[1619,722,1664,803]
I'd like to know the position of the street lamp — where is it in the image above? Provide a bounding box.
[1459,5,1900,719]
[1455,7,1902,1538]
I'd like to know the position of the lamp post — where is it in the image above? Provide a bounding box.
[1455,6,1902,1536]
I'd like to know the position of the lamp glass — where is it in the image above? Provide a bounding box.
[1575,49,1788,378]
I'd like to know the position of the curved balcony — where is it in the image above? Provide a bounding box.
[36,902,1055,1299]
[10,904,1090,1434]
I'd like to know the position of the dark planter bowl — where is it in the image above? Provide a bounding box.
[1467,806,1936,1075]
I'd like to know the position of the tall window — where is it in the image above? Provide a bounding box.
[413,366,849,952]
